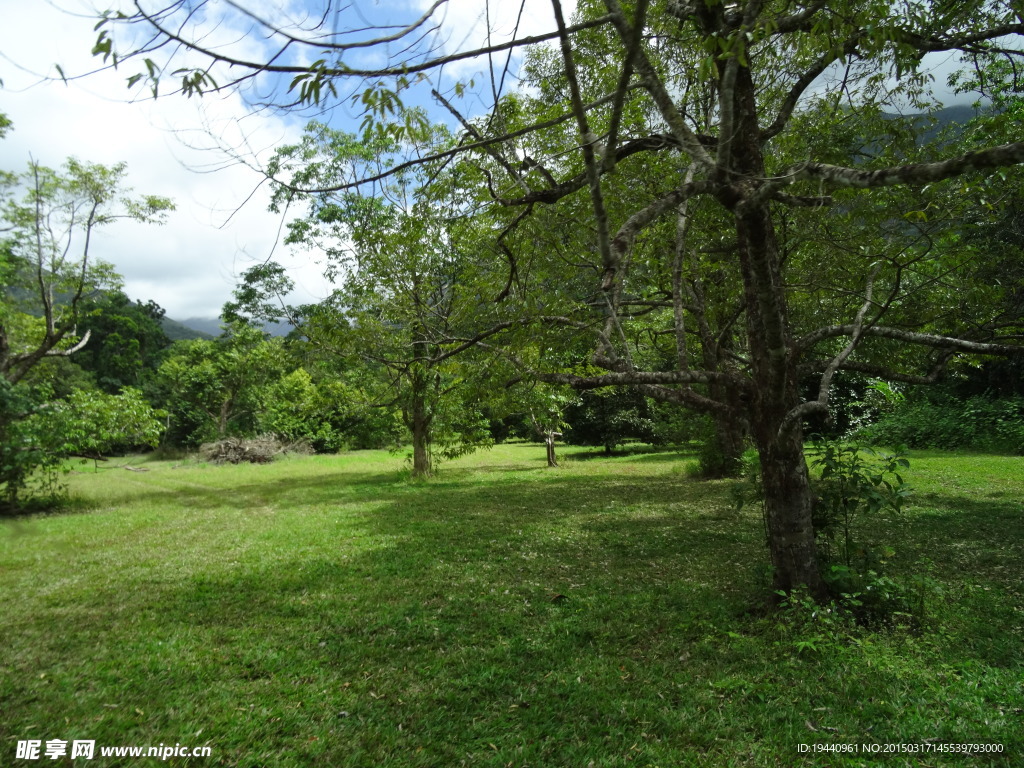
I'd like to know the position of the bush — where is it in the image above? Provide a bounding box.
[806,439,941,628]
[855,393,1024,454]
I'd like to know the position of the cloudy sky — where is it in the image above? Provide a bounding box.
[0,0,570,321]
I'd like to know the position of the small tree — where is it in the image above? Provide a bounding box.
[155,324,288,447]
[0,154,171,507]
[1,158,172,383]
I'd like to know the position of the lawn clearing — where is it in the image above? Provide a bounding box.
[1,444,1021,766]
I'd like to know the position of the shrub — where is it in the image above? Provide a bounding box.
[855,393,1024,454]
[807,439,940,628]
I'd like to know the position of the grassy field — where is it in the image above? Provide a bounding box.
[1,444,1021,766]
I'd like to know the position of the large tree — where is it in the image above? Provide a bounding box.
[89,0,1024,597]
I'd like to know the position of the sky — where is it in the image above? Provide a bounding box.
[0,1,972,321]
[0,0,571,321]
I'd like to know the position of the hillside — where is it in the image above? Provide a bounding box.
[160,316,215,341]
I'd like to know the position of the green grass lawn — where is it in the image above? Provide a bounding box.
[1,444,1021,766]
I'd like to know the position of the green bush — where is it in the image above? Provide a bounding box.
[0,381,65,512]
[856,394,1024,454]
[807,439,942,629]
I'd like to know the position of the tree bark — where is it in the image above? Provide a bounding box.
[545,431,560,467]
[727,58,826,599]
[409,364,432,478]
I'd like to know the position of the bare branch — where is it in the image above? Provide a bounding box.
[796,324,1024,356]
[770,142,1024,194]
[551,0,615,289]
[772,1,828,34]
[44,329,92,358]
[121,3,615,82]
[534,367,741,389]
[603,0,717,171]
[760,33,864,143]
[778,265,881,439]
[603,0,650,172]
[801,354,955,386]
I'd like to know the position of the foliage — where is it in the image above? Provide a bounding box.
[72,291,172,393]
[808,439,923,625]
[563,388,660,453]
[257,368,350,453]
[254,122,514,476]
[154,325,288,447]
[37,387,165,459]
[0,153,171,508]
[856,391,1024,454]
[809,440,912,565]
[84,0,1024,597]
[0,381,64,511]
[0,157,172,385]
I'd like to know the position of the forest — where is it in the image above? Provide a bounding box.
[1,1,1023,765]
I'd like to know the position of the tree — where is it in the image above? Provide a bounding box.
[1,158,173,383]
[72,291,172,393]
[233,124,515,476]
[90,1,1024,598]
[564,388,659,454]
[155,324,288,447]
[1,153,172,508]
[37,388,165,461]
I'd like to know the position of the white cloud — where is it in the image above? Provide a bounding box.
[0,0,331,320]
[0,0,571,321]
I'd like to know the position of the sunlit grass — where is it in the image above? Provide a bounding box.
[1,444,1021,766]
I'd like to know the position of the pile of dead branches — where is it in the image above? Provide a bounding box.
[198,436,312,465]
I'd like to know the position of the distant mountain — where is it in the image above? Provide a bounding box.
[903,104,979,143]
[179,317,224,337]
[176,316,295,338]
[161,316,215,341]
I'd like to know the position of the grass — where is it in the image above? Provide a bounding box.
[1,444,1021,766]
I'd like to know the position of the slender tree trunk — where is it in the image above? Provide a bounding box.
[545,431,560,467]
[217,397,232,438]
[410,365,432,478]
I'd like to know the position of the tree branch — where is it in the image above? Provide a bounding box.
[796,324,1024,356]
[770,142,1024,193]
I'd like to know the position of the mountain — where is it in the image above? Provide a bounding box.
[161,316,215,341]
[178,317,224,337]
[177,316,295,338]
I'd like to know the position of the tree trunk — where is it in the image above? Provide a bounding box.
[726,59,826,598]
[755,423,826,597]
[410,365,432,478]
[217,397,232,438]
[545,431,560,467]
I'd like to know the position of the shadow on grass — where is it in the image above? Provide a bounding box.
[557,445,698,463]
[5,468,765,766]
[7,455,1023,766]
